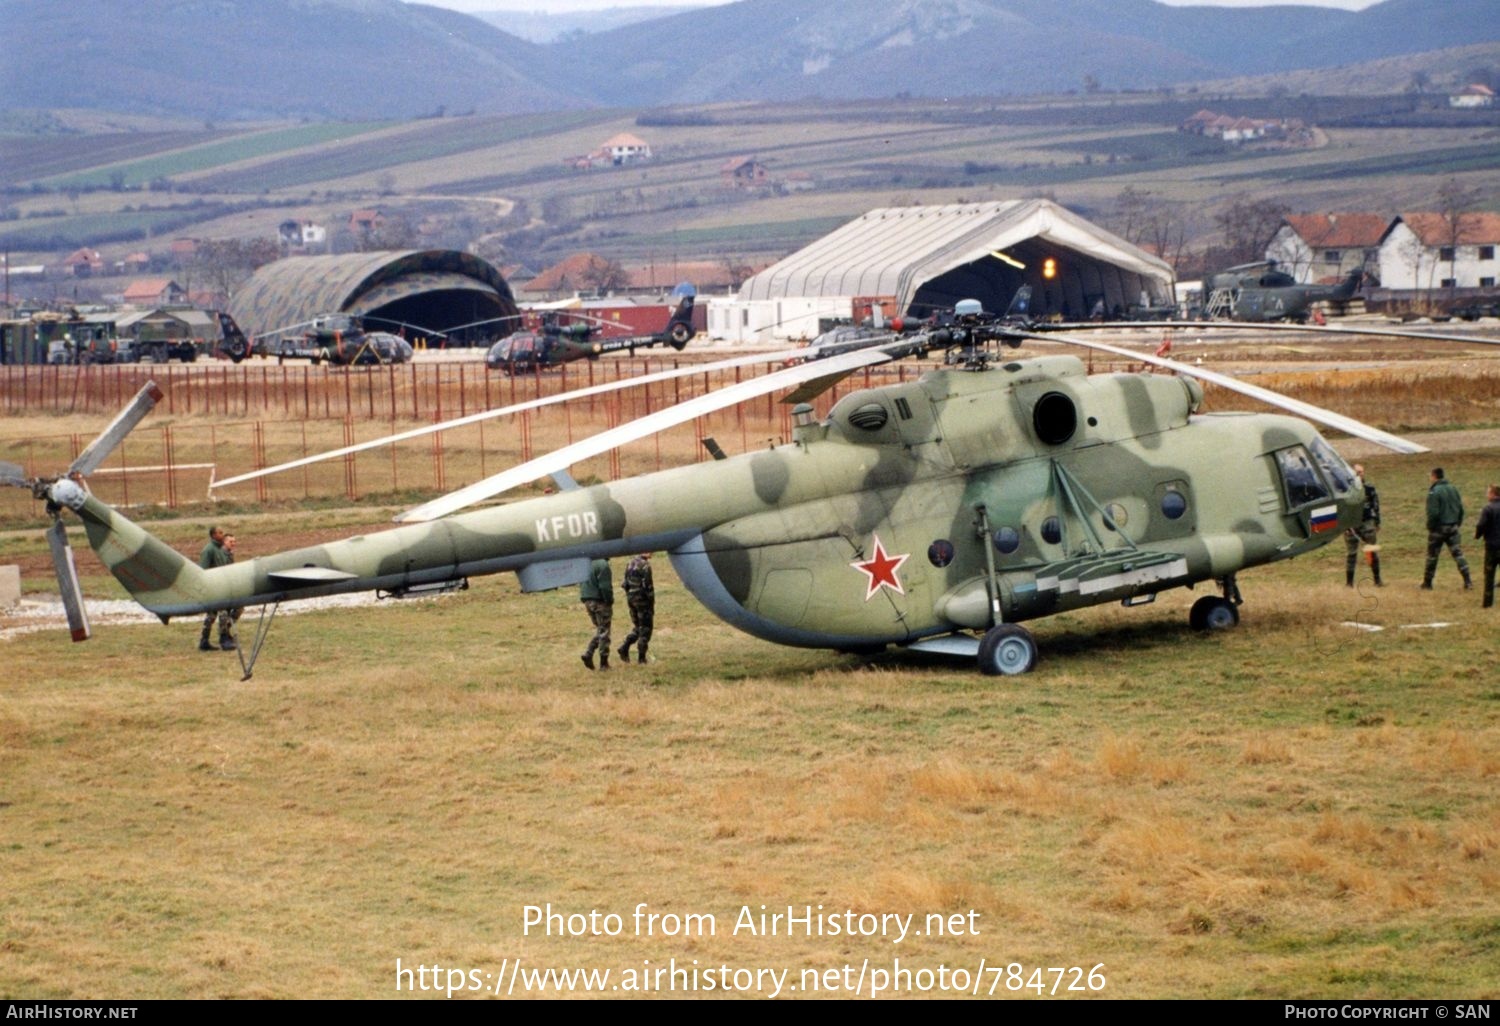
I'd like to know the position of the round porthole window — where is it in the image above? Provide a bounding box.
[927,540,955,567]
[1161,490,1188,520]
[1041,516,1063,544]
[992,527,1020,554]
[1104,503,1128,532]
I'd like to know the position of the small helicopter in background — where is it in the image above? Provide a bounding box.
[263,315,415,367]
[1196,262,1364,323]
[484,284,697,374]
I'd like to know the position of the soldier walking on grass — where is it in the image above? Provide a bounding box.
[196,526,237,651]
[1422,468,1472,591]
[580,557,613,670]
[617,552,655,664]
[1475,483,1500,610]
[1345,463,1382,587]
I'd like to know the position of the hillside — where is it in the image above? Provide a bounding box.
[0,0,1497,122]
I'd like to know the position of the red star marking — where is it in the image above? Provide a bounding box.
[850,534,909,601]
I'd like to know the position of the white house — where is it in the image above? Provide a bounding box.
[599,133,652,165]
[1448,84,1495,109]
[1376,212,1500,291]
[1266,213,1389,284]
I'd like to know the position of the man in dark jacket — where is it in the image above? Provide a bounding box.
[197,526,235,651]
[1475,483,1500,609]
[1345,463,1382,587]
[1422,468,1472,591]
[579,558,612,670]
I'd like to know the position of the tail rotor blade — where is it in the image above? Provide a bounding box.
[46,519,91,642]
[0,461,30,488]
[68,380,163,478]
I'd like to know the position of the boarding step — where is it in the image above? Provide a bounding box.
[1033,549,1188,597]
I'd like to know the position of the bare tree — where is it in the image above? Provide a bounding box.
[1436,178,1483,298]
[578,255,628,296]
[1213,198,1291,267]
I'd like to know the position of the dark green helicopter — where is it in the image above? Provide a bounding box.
[484,284,697,374]
[1197,261,1364,323]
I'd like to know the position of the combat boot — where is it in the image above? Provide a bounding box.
[637,642,649,664]
[219,635,237,651]
[198,631,214,652]
[1371,555,1383,587]
[599,651,610,671]
[1346,568,1354,587]
[616,642,631,663]
[581,652,595,670]
[1463,573,1473,591]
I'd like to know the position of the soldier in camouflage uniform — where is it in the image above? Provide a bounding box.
[580,557,612,670]
[196,526,236,651]
[617,552,655,664]
[1422,467,1472,591]
[1344,464,1382,587]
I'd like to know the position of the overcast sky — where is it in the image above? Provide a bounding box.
[414,0,1380,13]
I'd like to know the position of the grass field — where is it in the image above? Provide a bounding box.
[1,351,1498,1000]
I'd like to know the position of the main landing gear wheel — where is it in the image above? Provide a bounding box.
[977,623,1038,676]
[1189,595,1240,631]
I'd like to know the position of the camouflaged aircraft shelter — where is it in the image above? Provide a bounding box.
[739,199,1175,321]
[228,250,518,343]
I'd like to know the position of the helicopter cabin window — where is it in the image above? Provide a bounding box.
[894,397,913,420]
[1308,437,1356,493]
[1160,490,1187,520]
[1275,446,1331,510]
[1040,517,1063,545]
[927,540,954,568]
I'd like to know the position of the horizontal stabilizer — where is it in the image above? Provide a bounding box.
[517,558,591,593]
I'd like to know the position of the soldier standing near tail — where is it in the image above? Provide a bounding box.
[617,552,655,664]
[196,526,236,651]
[1475,483,1500,610]
[1345,463,1382,587]
[1422,468,1472,591]
[580,557,613,670]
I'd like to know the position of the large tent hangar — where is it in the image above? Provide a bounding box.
[229,249,518,344]
[740,199,1175,324]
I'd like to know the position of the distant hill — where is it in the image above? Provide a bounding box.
[472,5,703,44]
[0,0,1496,122]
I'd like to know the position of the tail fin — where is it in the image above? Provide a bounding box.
[69,493,208,618]
[1334,269,1363,299]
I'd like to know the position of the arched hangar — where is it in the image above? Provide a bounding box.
[740,199,1174,321]
[229,249,518,344]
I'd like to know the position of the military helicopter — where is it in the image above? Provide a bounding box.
[1196,261,1364,323]
[16,298,1491,681]
[264,314,415,366]
[484,284,697,374]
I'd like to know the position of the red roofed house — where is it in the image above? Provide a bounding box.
[1449,84,1495,109]
[122,278,187,307]
[721,156,769,189]
[65,247,103,277]
[599,133,651,165]
[1377,211,1500,290]
[1267,213,1390,283]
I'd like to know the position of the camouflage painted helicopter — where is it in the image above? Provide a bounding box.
[484,284,697,374]
[14,303,1493,681]
[262,314,415,366]
[1196,261,1364,323]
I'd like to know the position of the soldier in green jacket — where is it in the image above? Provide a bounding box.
[1422,468,1472,591]
[579,558,613,670]
[196,526,236,651]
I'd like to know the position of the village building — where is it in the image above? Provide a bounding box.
[1266,213,1389,284]
[65,248,103,278]
[1376,211,1500,291]
[1448,84,1495,108]
[122,278,187,307]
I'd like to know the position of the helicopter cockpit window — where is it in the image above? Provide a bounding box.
[1275,446,1331,510]
[1308,437,1356,493]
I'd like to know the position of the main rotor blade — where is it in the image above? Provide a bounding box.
[68,380,164,477]
[1058,320,1500,347]
[46,519,91,642]
[1024,330,1429,455]
[212,347,812,491]
[394,346,897,523]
